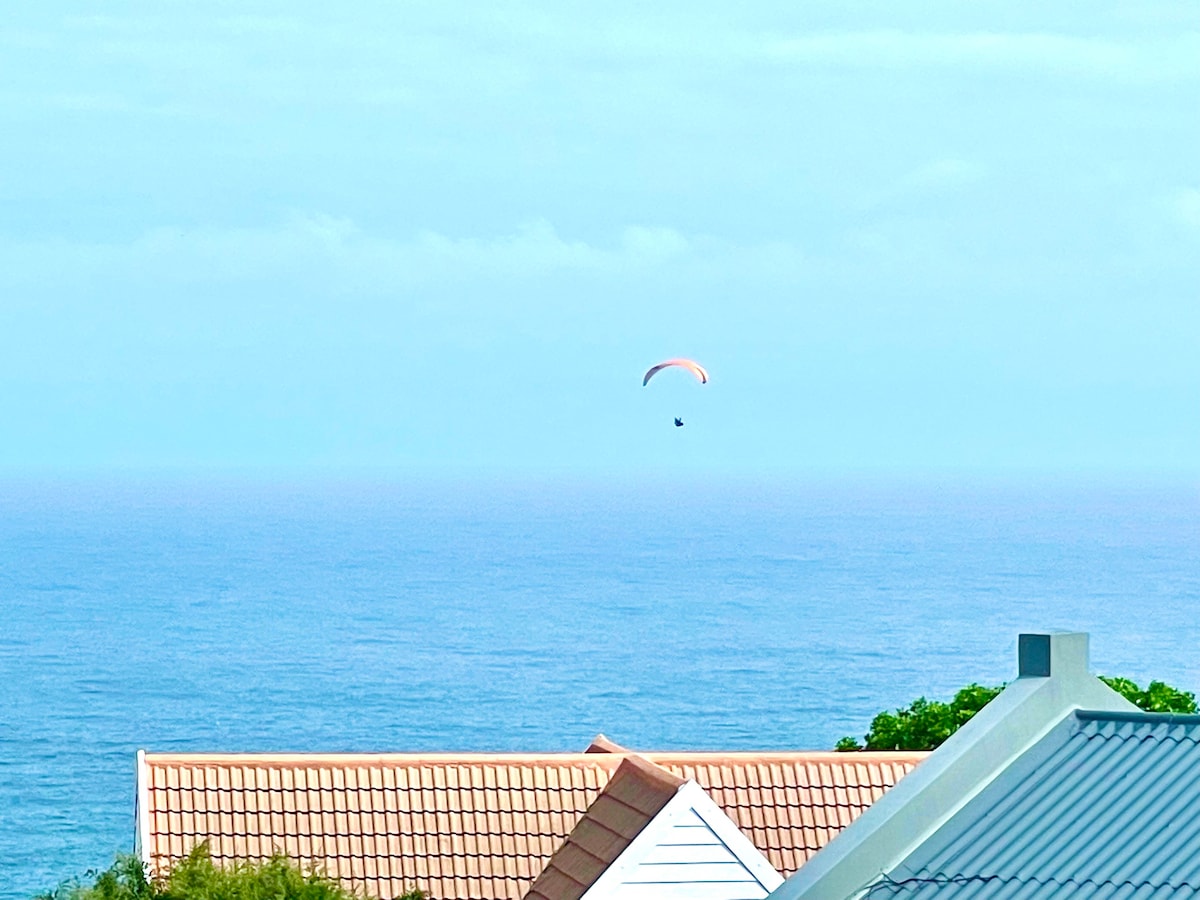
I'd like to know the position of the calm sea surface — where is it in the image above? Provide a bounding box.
[2,476,1198,898]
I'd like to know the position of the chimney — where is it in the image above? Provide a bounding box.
[1018,632,1089,678]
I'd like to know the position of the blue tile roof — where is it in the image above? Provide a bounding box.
[865,710,1200,899]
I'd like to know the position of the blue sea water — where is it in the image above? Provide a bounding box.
[1,475,1198,898]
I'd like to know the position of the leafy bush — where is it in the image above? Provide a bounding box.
[834,683,1003,751]
[36,844,427,900]
[36,855,153,900]
[1097,676,1197,713]
[836,676,1196,751]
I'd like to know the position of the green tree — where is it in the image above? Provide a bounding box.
[1098,676,1197,713]
[836,676,1196,751]
[36,844,428,900]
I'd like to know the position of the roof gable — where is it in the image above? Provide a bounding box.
[584,782,785,900]
[528,764,784,900]
[524,756,685,900]
[867,710,1200,898]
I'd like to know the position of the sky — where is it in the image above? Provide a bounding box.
[1,1,1197,475]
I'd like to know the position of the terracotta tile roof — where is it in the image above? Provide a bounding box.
[138,748,923,900]
[524,756,685,900]
[658,752,923,875]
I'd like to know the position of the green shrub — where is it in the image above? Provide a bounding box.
[36,855,153,900]
[836,675,1196,751]
[36,844,427,900]
[834,683,1003,752]
[1097,676,1197,714]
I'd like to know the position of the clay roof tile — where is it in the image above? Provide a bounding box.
[141,748,923,900]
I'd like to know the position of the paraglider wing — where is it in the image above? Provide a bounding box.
[642,358,709,386]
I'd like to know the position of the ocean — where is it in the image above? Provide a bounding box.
[2,475,1197,898]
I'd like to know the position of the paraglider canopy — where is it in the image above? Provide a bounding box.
[642,358,709,386]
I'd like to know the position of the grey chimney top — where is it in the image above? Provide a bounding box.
[1018,632,1089,678]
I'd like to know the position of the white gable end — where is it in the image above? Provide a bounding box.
[619,809,767,900]
[583,782,783,900]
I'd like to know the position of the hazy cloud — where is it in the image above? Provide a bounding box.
[903,158,986,191]
[858,157,987,212]
[216,15,306,37]
[620,225,691,259]
[1173,188,1200,230]
[0,216,805,295]
[762,30,1200,82]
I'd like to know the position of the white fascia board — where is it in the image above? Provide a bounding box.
[582,780,782,900]
[769,633,1136,900]
[135,750,151,869]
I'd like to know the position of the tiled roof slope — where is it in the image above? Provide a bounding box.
[139,749,922,900]
[867,711,1200,899]
[524,756,685,900]
[659,752,920,874]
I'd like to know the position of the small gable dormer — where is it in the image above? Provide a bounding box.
[526,756,782,900]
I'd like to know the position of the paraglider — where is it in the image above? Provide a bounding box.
[642,358,709,386]
[643,358,708,428]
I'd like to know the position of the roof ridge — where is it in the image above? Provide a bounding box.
[142,752,630,765]
[645,750,928,761]
[141,750,927,765]
[612,753,686,791]
[584,734,629,753]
